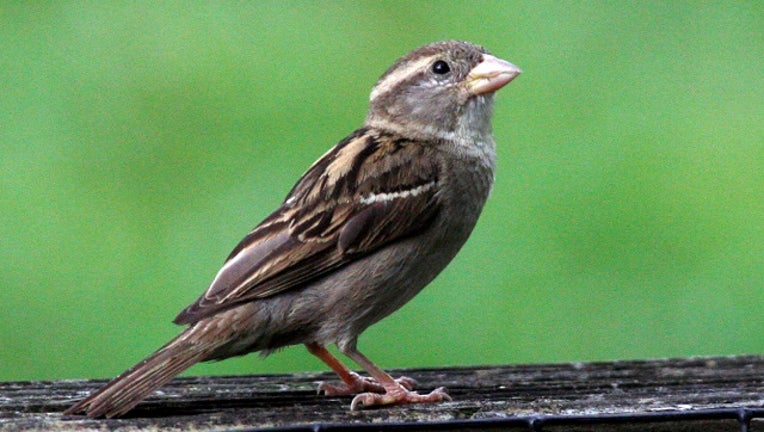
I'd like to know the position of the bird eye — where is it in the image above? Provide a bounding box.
[431,60,451,75]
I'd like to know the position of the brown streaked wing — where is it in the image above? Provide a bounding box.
[174,129,441,325]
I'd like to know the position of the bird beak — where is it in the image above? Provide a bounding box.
[466,54,522,95]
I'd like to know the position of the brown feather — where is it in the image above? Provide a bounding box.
[174,129,442,325]
[64,325,224,418]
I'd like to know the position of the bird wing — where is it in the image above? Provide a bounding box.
[173,128,442,324]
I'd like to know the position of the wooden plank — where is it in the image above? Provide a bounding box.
[1,356,763,431]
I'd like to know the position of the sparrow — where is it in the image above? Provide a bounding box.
[65,40,521,418]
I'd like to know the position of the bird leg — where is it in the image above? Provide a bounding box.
[338,344,451,410]
[305,342,416,396]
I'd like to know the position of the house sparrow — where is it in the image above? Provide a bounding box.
[65,40,521,418]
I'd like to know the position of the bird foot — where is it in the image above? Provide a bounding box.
[350,385,451,410]
[317,371,416,396]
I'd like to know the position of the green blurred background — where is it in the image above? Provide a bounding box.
[2,2,762,382]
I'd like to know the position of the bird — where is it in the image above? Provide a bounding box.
[65,40,521,418]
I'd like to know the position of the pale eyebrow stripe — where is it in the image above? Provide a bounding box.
[369,55,438,102]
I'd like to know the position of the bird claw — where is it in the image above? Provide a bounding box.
[392,376,418,391]
[350,386,451,410]
[317,372,417,396]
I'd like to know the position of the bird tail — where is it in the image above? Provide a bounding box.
[64,325,223,418]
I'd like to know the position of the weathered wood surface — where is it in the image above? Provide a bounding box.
[2,355,764,431]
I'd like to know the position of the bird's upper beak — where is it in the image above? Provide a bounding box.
[466,54,522,95]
